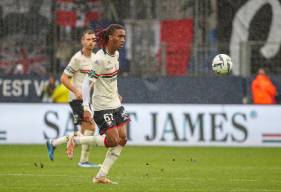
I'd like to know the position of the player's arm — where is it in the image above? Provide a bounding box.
[116,52,122,102]
[118,94,123,102]
[82,75,95,122]
[61,56,82,100]
[82,58,102,121]
[60,73,82,100]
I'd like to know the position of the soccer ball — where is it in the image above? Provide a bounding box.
[212,54,233,75]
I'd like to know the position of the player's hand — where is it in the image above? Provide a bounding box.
[83,110,93,122]
[74,89,82,100]
[119,95,123,102]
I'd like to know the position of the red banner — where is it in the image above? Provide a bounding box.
[55,0,100,27]
[160,19,193,76]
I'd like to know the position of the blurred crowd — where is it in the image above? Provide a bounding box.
[1,0,281,105]
[41,74,69,103]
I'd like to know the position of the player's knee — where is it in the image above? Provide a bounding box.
[81,122,96,132]
[88,123,96,132]
[119,137,127,146]
[112,137,120,146]
[106,136,119,147]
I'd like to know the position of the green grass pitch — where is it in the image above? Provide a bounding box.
[0,145,281,192]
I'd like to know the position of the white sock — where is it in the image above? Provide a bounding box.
[96,145,123,178]
[52,136,69,147]
[52,132,79,147]
[80,130,94,163]
[74,135,105,147]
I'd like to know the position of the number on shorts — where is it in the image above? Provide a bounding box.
[103,113,114,123]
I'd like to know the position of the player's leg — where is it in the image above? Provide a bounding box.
[66,125,120,151]
[67,108,121,183]
[71,100,99,167]
[117,123,128,146]
[94,106,130,184]
[46,133,79,161]
[93,127,120,184]
[66,109,115,159]
[66,108,125,184]
[78,121,99,167]
[46,100,82,161]
[46,100,97,164]
[115,106,130,147]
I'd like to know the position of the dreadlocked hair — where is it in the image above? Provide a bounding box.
[96,24,124,49]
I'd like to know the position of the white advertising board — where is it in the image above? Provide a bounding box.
[0,104,281,146]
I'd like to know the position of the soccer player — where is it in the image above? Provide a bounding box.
[66,24,130,184]
[46,29,99,168]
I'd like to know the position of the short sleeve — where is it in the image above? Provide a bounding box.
[63,56,80,77]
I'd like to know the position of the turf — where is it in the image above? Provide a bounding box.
[0,145,281,192]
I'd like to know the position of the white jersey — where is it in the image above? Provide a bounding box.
[88,49,121,111]
[64,51,95,101]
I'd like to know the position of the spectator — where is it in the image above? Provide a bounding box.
[0,6,3,38]
[51,83,69,103]
[23,0,49,36]
[13,63,24,75]
[41,74,57,102]
[251,68,277,104]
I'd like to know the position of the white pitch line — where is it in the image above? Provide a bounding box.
[0,173,86,178]
[230,190,281,192]
[187,166,281,171]
[230,179,257,182]
[271,180,281,183]
[1,173,281,185]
